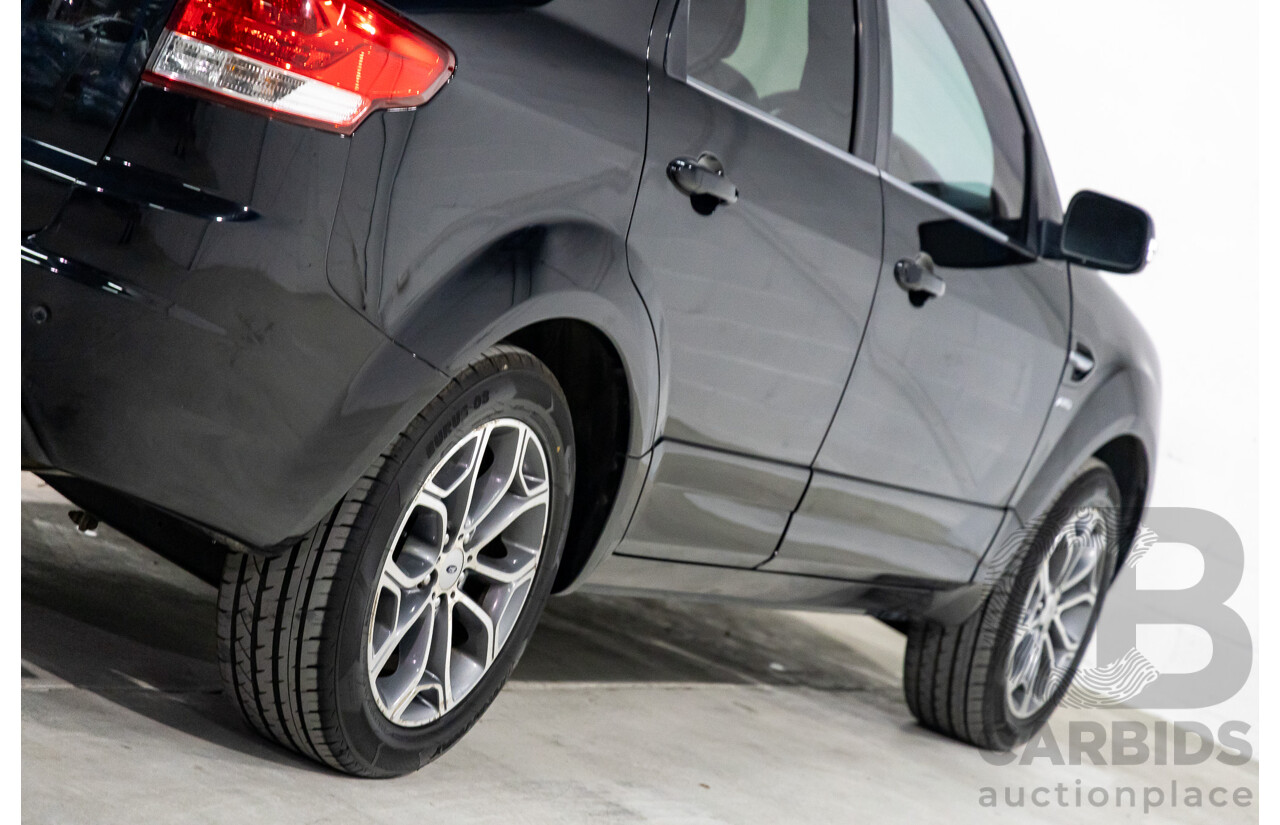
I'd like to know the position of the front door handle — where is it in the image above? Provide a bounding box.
[667,153,738,215]
[894,252,946,307]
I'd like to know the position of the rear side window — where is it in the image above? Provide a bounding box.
[687,0,856,150]
[885,0,1026,229]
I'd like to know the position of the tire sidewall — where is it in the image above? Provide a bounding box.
[327,356,575,776]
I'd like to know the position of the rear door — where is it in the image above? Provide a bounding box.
[21,0,173,232]
[619,0,884,567]
[765,0,1070,584]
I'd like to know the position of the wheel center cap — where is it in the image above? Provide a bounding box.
[437,547,465,591]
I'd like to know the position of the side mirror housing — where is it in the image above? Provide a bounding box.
[1048,190,1155,274]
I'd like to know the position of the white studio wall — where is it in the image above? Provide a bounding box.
[984,0,1259,735]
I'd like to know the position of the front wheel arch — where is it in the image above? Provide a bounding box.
[1092,435,1151,572]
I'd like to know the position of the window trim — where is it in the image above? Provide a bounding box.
[686,76,879,177]
[881,168,1013,247]
[664,0,876,165]
[874,0,1036,249]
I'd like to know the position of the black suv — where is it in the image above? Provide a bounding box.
[21,0,1159,777]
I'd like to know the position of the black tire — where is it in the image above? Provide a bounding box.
[903,459,1122,750]
[216,345,575,777]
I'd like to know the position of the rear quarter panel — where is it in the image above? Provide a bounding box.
[327,0,663,456]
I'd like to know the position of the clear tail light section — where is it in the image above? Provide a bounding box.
[144,0,455,133]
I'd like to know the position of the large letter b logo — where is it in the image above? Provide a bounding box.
[1091,508,1252,709]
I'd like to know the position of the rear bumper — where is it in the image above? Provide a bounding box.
[21,94,449,549]
[21,407,52,469]
[21,249,446,548]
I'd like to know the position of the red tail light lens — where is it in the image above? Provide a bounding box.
[144,0,455,133]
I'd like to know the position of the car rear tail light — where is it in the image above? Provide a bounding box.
[144,0,455,133]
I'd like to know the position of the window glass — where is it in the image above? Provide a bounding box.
[885,0,1025,228]
[688,0,855,150]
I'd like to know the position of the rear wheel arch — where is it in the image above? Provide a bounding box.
[374,218,660,453]
[374,221,663,593]
[217,346,577,776]
[503,319,636,593]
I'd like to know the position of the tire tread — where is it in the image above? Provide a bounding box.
[216,346,565,776]
[902,459,1120,752]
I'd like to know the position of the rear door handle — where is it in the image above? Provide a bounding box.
[894,252,946,306]
[667,152,738,214]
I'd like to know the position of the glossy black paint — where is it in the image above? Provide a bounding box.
[23,95,452,547]
[329,1,662,456]
[1008,267,1160,559]
[627,0,882,471]
[763,470,1004,585]
[618,440,809,568]
[585,552,966,616]
[21,0,168,157]
[21,0,175,233]
[21,0,1160,621]
[768,176,1070,582]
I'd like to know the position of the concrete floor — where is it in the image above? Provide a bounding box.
[21,475,1257,823]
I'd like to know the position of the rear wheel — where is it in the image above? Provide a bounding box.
[903,459,1122,750]
[217,346,574,776]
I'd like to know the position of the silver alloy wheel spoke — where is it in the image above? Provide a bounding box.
[1059,539,1095,591]
[368,581,432,679]
[456,591,497,668]
[465,427,526,531]
[1013,630,1043,692]
[1005,506,1107,719]
[380,599,437,722]
[467,489,550,561]
[366,418,551,726]
[470,551,540,586]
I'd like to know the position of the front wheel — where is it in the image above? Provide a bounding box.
[903,459,1122,750]
[217,346,575,777]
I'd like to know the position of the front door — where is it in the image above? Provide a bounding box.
[766,0,1071,583]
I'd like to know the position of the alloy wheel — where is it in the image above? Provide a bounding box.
[367,418,551,726]
[1005,506,1108,719]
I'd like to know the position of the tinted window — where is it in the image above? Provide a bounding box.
[688,0,855,149]
[885,0,1025,228]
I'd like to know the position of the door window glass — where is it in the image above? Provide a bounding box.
[687,0,855,149]
[885,0,1025,228]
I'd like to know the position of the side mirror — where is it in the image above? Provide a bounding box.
[1050,190,1155,274]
